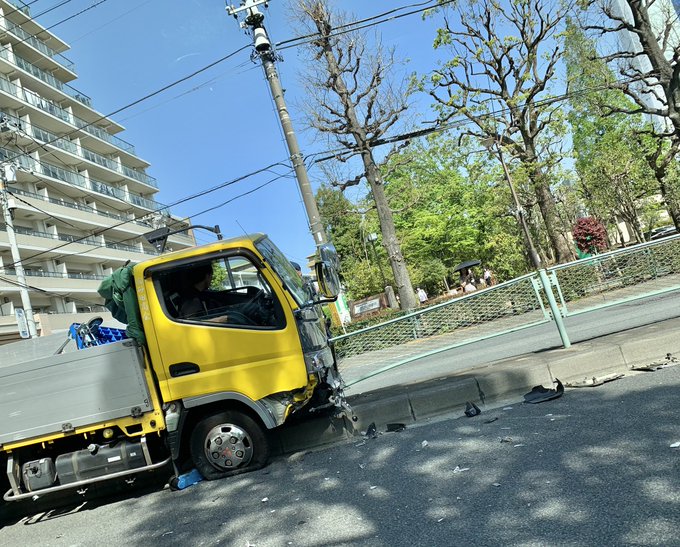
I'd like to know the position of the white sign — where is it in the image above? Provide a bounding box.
[353,298,381,316]
[15,307,29,339]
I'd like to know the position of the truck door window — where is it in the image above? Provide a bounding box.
[157,256,285,329]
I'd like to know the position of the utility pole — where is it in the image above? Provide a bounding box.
[226,0,328,247]
[1,162,38,338]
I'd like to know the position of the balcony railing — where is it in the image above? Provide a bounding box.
[6,0,30,16]
[10,187,154,228]
[2,18,76,72]
[0,45,90,106]
[0,223,158,256]
[0,74,137,154]
[2,267,107,280]
[0,110,157,189]
[0,145,165,213]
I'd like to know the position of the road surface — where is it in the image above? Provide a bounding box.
[2,364,680,546]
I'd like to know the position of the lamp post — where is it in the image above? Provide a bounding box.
[482,137,541,269]
[482,135,570,348]
[366,232,387,289]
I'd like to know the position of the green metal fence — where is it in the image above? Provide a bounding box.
[549,234,680,316]
[333,234,680,387]
[332,273,550,384]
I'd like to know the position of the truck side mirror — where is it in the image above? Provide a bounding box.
[314,243,341,299]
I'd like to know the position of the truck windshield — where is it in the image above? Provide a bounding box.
[256,237,309,306]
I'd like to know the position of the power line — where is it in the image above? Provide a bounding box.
[274,0,449,48]
[5,71,644,272]
[276,0,455,52]
[1,0,43,21]
[6,159,291,270]
[0,170,294,298]
[1,0,106,56]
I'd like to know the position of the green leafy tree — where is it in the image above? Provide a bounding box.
[578,2,680,227]
[565,20,658,243]
[426,0,575,264]
[385,134,527,286]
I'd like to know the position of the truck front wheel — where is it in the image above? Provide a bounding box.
[189,411,271,480]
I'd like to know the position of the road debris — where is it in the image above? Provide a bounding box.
[492,483,501,487]
[670,442,680,448]
[261,497,269,503]
[484,417,499,424]
[421,440,429,448]
[632,353,678,372]
[503,407,513,411]
[386,423,406,432]
[169,468,204,491]
[565,373,624,388]
[501,437,513,443]
[523,379,564,404]
[453,466,470,473]
[364,422,378,439]
[464,401,482,417]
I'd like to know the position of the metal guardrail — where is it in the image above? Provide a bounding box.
[333,234,680,385]
[332,273,551,381]
[549,234,680,316]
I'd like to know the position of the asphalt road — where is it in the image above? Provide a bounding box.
[345,289,680,394]
[2,365,680,546]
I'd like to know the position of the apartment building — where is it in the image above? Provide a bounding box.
[0,1,194,340]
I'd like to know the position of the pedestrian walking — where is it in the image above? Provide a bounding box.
[417,287,428,304]
[484,267,493,287]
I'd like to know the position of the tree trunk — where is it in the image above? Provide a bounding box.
[310,7,417,310]
[530,168,574,263]
[364,156,417,309]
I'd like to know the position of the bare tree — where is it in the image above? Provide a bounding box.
[428,0,575,264]
[292,0,417,309]
[585,0,680,226]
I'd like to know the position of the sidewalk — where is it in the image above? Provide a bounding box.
[275,316,680,453]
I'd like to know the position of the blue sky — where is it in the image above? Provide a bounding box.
[32,0,443,269]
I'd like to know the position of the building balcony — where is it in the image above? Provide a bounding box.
[0,110,158,189]
[10,188,196,247]
[0,145,163,213]
[0,223,156,256]
[0,225,160,267]
[1,16,76,76]
[2,267,107,281]
[0,43,89,106]
[0,73,137,156]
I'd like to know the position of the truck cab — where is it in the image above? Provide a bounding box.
[1,234,347,503]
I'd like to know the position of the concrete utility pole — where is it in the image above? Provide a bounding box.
[1,162,38,338]
[226,0,328,247]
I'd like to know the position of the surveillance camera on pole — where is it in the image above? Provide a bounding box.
[225,0,328,248]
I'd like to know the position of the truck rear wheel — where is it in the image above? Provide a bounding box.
[189,411,270,480]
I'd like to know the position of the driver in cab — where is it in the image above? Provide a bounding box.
[178,263,229,323]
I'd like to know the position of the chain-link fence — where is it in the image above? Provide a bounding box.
[550,234,680,315]
[332,274,549,383]
[333,234,680,387]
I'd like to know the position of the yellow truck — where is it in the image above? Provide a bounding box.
[0,234,348,503]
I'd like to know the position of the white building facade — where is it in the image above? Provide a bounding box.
[0,0,194,340]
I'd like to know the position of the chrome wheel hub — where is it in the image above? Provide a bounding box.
[204,423,253,470]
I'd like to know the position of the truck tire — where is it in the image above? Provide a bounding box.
[189,411,270,480]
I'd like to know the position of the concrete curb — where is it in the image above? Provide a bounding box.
[274,318,680,454]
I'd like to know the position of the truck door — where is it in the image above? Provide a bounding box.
[145,251,308,403]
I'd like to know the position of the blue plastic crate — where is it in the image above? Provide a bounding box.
[69,323,128,349]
